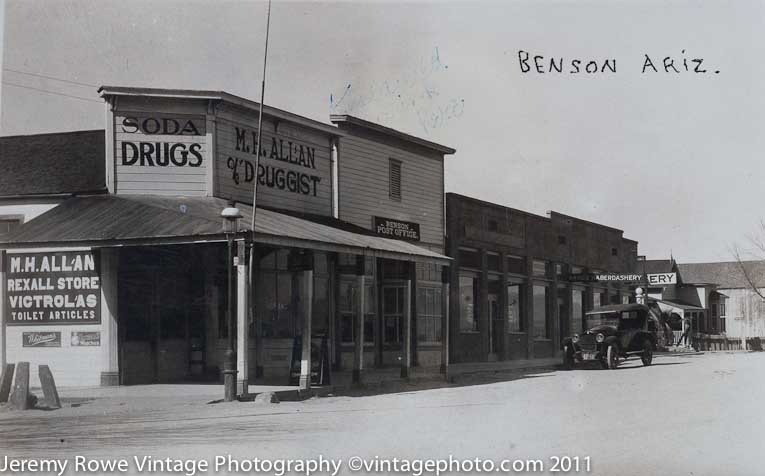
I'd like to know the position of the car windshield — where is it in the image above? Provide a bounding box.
[585,310,643,330]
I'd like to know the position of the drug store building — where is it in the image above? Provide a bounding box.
[0,87,454,389]
[446,194,639,363]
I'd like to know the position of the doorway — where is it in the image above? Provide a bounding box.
[488,293,500,361]
[119,245,216,385]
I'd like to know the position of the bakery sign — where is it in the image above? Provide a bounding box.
[5,251,101,325]
[374,216,421,242]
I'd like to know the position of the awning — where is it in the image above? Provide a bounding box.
[648,297,704,311]
[0,195,450,265]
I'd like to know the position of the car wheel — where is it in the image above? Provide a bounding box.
[606,343,619,369]
[563,345,575,370]
[641,339,653,366]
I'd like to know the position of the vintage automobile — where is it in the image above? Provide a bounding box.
[561,303,659,370]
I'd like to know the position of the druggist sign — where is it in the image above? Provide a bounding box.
[5,251,101,325]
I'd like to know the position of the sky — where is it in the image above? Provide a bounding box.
[1,0,763,263]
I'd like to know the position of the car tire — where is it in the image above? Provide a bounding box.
[641,339,653,366]
[606,343,619,369]
[563,345,575,370]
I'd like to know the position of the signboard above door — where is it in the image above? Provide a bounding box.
[374,216,421,242]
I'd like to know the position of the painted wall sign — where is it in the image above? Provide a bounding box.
[113,112,208,196]
[71,331,101,347]
[22,332,62,347]
[374,216,421,242]
[118,115,205,168]
[647,272,677,285]
[216,111,333,216]
[5,251,101,325]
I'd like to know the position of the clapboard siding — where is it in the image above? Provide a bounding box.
[338,135,444,248]
[113,111,208,196]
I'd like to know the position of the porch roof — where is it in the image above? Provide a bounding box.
[0,195,450,265]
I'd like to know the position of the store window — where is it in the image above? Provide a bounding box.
[572,289,584,334]
[458,247,481,269]
[459,274,479,333]
[592,290,602,309]
[487,252,501,272]
[507,282,524,332]
[507,255,525,275]
[383,286,405,343]
[532,260,547,277]
[417,286,443,343]
[339,280,375,344]
[533,284,550,339]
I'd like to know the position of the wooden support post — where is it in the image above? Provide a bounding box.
[526,258,535,359]
[353,256,365,384]
[0,363,14,403]
[550,262,560,355]
[440,267,450,375]
[401,263,413,379]
[38,365,61,409]
[0,251,6,372]
[100,248,120,386]
[9,361,30,410]
[299,265,314,390]
[236,241,250,396]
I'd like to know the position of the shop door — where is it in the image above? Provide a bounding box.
[382,285,405,366]
[120,271,158,385]
[488,294,500,361]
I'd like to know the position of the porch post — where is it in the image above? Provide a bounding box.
[236,241,249,395]
[440,266,450,375]
[353,256,365,384]
[299,258,314,390]
[0,251,6,370]
[100,249,120,386]
[401,261,413,379]
[525,258,535,359]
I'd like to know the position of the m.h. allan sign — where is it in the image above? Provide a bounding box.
[5,251,101,325]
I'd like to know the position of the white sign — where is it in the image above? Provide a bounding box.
[647,272,677,285]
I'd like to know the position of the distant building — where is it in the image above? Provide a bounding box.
[642,258,765,349]
[446,193,639,363]
[0,130,106,237]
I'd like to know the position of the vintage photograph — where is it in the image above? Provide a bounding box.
[0,1,763,475]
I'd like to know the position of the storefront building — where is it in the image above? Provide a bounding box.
[446,193,639,363]
[0,87,454,389]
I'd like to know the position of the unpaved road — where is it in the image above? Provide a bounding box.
[1,352,763,476]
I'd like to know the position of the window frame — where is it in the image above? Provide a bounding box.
[389,158,402,201]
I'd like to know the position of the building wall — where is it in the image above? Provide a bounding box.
[447,194,638,364]
[1,248,118,387]
[337,134,445,249]
[109,97,210,196]
[718,287,765,338]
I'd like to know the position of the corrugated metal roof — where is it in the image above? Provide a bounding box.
[0,195,450,264]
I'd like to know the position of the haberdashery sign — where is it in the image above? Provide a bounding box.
[5,251,101,325]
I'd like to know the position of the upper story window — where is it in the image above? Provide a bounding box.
[611,247,618,256]
[389,158,402,201]
[0,217,22,238]
[558,235,567,245]
[488,219,498,232]
[532,259,547,277]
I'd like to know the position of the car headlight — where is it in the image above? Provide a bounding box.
[572,334,579,343]
[596,333,605,343]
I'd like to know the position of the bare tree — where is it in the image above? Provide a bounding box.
[731,222,765,348]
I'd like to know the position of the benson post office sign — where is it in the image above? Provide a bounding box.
[5,251,101,325]
[374,216,421,242]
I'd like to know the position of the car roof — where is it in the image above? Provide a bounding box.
[586,303,649,315]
